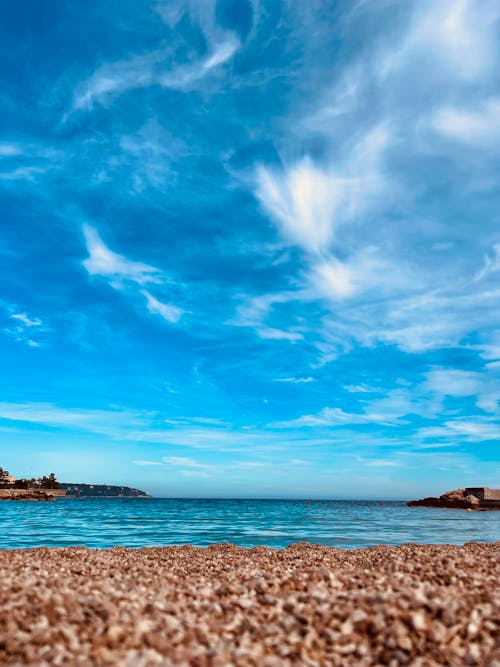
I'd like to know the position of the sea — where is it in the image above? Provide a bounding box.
[1,498,499,550]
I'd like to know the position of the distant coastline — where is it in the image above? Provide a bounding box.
[61,483,151,498]
[1,467,150,500]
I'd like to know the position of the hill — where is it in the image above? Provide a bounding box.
[60,483,150,498]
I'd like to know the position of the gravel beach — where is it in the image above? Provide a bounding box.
[0,542,498,666]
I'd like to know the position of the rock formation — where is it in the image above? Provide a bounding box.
[408,487,500,510]
[0,489,66,501]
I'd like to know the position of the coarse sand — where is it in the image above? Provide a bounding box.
[0,542,498,666]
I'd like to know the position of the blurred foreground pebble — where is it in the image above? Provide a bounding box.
[0,542,498,666]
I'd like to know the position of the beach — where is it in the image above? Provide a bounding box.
[0,542,498,666]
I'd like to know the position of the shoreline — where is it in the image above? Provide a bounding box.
[1,542,498,666]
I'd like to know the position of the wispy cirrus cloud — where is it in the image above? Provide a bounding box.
[82,225,161,287]
[10,313,42,327]
[0,140,63,184]
[386,0,500,81]
[82,224,183,324]
[273,406,398,429]
[256,326,303,342]
[238,0,500,362]
[475,245,500,282]
[1,305,46,348]
[255,126,389,258]
[275,364,499,440]
[417,419,500,443]
[424,368,499,414]
[273,376,314,384]
[272,384,438,429]
[141,290,183,324]
[70,35,239,114]
[431,98,500,147]
[0,401,149,435]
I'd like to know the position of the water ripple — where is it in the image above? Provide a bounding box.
[0,498,499,549]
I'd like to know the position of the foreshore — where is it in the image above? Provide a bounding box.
[0,542,498,666]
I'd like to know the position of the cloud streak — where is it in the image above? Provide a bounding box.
[82,225,183,324]
[71,36,239,114]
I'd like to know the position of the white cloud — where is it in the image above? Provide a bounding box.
[344,385,378,394]
[255,127,389,257]
[424,367,499,415]
[240,0,500,358]
[10,313,42,327]
[385,0,500,81]
[475,244,500,282]
[273,376,314,384]
[229,290,303,338]
[273,406,400,428]
[0,144,23,157]
[0,166,48,182]
[256,158,340,255]
[244,126,403,342]
[418,419,500,442]
[310,248,396,301]
[1,307,46,348]
[0,140,63,183]
[311,258,356,298]
[82,225,161,286]
[117,119,187,193]
[424,369,481,397]
[71,36,239,114]
[364,459,401,468]
[162,36,239,87]
[257,327,303,342]
[82,224,184,325]
[347,284,500,354]
[273,383,451,430]
[141,290,183,323]
[0,401,147,436]
[162,456,212,469]
[204,38,239,69]
[134,457,217,476]
[432,99,500,147]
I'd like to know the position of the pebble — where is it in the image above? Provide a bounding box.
[0,541,498,666]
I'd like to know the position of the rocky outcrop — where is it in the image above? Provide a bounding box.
[408,487,500,510]
[0,489,66,501]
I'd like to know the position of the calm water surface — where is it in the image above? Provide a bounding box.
[1,498,499,549]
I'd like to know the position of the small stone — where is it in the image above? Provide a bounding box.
[340,620,353,635]
[351,609,368,624]
[410,611,427,632]
[338,642,356,654]
[397,634,412,652]
[106,624,125,643]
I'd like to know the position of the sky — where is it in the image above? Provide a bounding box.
[0,0,499,499]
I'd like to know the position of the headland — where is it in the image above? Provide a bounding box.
[0,467,149,500]
[408,487,500,510]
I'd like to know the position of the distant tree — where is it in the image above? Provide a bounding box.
[0,467,11,488]
[40,473,60,489]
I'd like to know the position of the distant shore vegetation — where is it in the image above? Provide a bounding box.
[0,467,60,490]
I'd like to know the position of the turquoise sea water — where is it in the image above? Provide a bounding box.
[1,498,499,550]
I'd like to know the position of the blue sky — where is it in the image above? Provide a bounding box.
[0,0,499,499]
